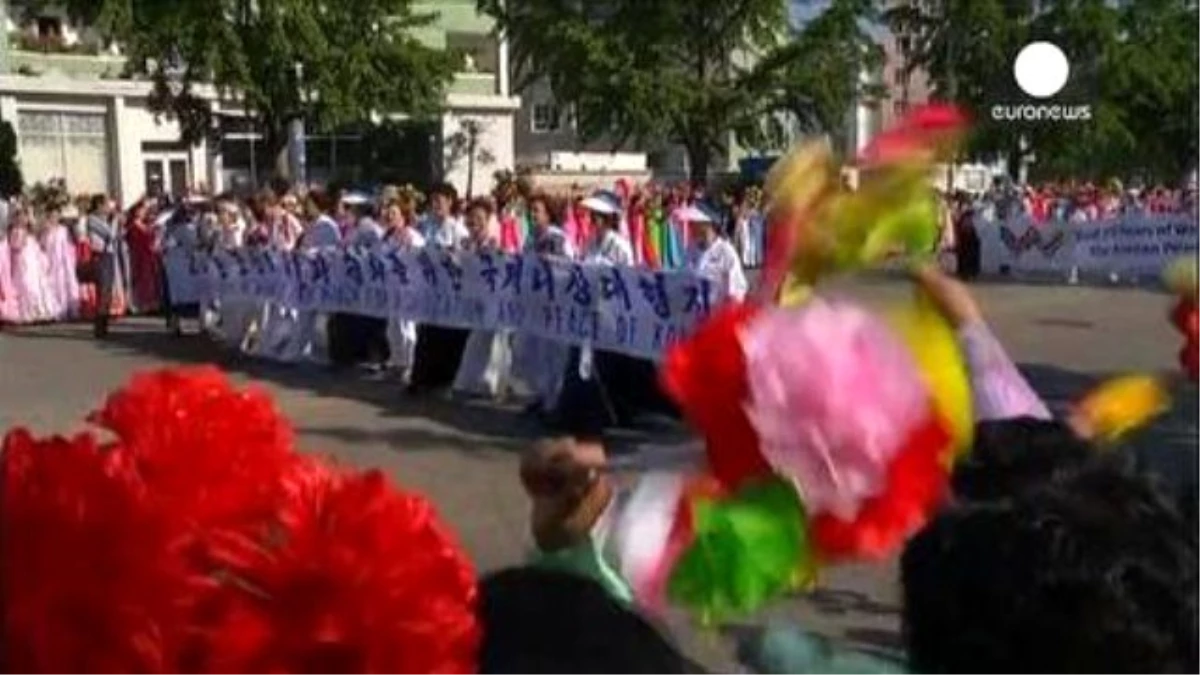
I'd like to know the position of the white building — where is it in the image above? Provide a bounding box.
[0,0,518,205]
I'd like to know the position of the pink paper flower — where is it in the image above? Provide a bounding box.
[740,299,932,520]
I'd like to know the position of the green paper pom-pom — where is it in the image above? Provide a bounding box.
[666,478,816,623]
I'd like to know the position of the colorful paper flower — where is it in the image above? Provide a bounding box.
[2,367,480,674]
[666,479,815,622]
[194,468,480,674]
[740,300,933,521]
[2,429,200,674]
[661,302,773,490]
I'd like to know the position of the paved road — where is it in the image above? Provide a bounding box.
[1,278,1195,670]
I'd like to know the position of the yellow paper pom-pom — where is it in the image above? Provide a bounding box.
[888,289,974,460]
[764,141,836,219]
[1074,375,1170,443]
[1164,258,1197,300]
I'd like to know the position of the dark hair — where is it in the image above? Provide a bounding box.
[950,417,1099,503]
[466,196,494,217]
[429,182,458,202]
[307,188,337,214]
[527,193,556,220]
[88,193,107,214]
[903,460,1198,673]
[478,567,700,673]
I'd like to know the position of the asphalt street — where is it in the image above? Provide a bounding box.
[2,277,1195,670]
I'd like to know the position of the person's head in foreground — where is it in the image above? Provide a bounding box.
[904,456,1198,673]
[949,416,1098,503]
[478,566,698,674]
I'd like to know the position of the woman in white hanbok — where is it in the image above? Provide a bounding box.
[212,200,260,351]
[452,198,511,399]
[250,192,303,358]
[510,194,575,413]
[380,199,426,379]
[681,203,749,302]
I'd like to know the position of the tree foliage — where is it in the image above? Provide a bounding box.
[82,0,457,179]
[887,0,1198,183]
[482,0,881,182]
[0,121,23,199]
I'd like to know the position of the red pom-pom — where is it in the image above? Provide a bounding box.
[858,104,967,167]
[90,367,297,544]
[810,413,953,561]
[1171,299,1199,339]
[1181,341,1198,382]
[193,468,480,674]
[2,429,202,673]
[3,367,481,674]
[661,304,773,489]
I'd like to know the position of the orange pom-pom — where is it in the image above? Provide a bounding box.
[194,469,480,674]
[661,304,774,489]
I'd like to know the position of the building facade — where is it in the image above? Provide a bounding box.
[0,0,518,205]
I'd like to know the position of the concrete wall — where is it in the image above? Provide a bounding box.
[0,76,212,207]
[440,94,518,197]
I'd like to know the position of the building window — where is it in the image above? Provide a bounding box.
[893,69,909,88]
[305,132,364,185]
[17,110,110,195]
[531,104,560,134]
[894,100,909,117]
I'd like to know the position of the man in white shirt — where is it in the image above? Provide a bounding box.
[680,202,748,302]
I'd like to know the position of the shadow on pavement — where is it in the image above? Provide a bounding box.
[2,320,688,453]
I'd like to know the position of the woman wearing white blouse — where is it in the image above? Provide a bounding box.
[381,200,426,378]
[453,198,512,399]
[408,183,473,395]
[681,202,748,302]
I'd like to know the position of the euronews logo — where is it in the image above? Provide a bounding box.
[990,42,1093,122]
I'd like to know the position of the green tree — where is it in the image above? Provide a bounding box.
[482,0,880,183]
[0,121,23,199]
[84,0,456,180]
[887,0,1198,183]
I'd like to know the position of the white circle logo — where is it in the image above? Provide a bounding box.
[1013,42,1070,98]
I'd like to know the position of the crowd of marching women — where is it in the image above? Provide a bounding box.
[0,177,762,328]
[0,178,751,434]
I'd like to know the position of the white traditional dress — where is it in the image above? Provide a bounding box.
[214,216,261,351]
[383,226,426,374]
[284,214,342,363]
[510,224,576,409]
[408,215,473,391]
[452,226,512,398]
[684,236,748,302]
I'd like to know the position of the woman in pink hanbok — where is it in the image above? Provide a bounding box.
[0,218,17,325]
[40,207,81,320]
[8,208,57,323]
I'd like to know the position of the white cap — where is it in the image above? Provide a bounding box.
[341,191,372,206]
[678,203,718,224]
[581,190,622,215]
